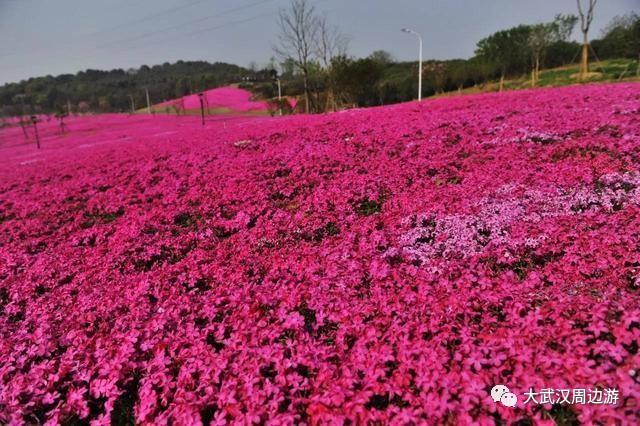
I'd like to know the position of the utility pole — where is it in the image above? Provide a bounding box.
[31,115,40,149]
[402,28,423,101]
[198,93,205,127]
[129,94,136,114]
[67,100,72,116]
[145,88,152,114]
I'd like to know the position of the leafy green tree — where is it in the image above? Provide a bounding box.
[368,50,394,66]
[528,15,577,86]
[175,77,190,98]
[331,56,383,107]
[475,25,533,80]
[592,12,639,59]
[280,58,297,79]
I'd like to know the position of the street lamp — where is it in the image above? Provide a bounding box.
[402,28,423,102]
[277,79,283,116]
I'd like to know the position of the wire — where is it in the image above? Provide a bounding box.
[97,12,275,56]
[0,11,275,76]
[98,0,275,49]
[89,0,213,36]
[164,12,275,41]
[0,0,215,58]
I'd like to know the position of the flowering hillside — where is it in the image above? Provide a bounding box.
[154,86,268,114]
[0,84,639,425]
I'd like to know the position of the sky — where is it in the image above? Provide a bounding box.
[0,0,637,85]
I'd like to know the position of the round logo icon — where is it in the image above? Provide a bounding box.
[491,384,518,407]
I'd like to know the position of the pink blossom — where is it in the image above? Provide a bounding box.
[0,83,639,424]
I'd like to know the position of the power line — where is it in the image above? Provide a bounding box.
[0,11,275,76]
[89,0,213,36]
[0,0,215,58]
[110,0,335,53]
[1,0,340,81]
[0,0,278,79]
[111,12,275,53]
[98,0,275,49]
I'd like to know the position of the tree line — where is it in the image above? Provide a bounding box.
[0,61,254,116]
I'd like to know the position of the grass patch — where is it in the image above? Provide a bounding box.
[434,58,640,99]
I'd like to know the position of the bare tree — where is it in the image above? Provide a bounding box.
[554,14,579,41]
[576,0,597,79]
[274,0,320,113]
[316,14,349,111]
[316,15,348,68]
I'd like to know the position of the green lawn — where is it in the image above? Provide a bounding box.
[521,58,639,87]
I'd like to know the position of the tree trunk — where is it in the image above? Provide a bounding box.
[499,73,505,92]
[313,87,321,113]
[325,88,335,113]
[580,40,589,80]
[302,73,310,114]
[531,69,535,88]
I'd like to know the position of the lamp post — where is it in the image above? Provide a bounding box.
[402,28,423,102]
[270,69,283,117]
[276,78,282,116]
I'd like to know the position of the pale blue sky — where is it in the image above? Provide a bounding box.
[0,0,637,84]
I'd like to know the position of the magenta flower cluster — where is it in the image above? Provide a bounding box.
[0,83,639,425]
[156,87,268,112]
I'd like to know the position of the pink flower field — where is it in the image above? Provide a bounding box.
[1,83,639,425]
[154,87,268,113]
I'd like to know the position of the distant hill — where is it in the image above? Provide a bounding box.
[0,61,263,115]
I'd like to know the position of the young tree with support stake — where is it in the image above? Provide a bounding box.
[577,0,598,80]
[528,24,551,87]
[528,15,577,87]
